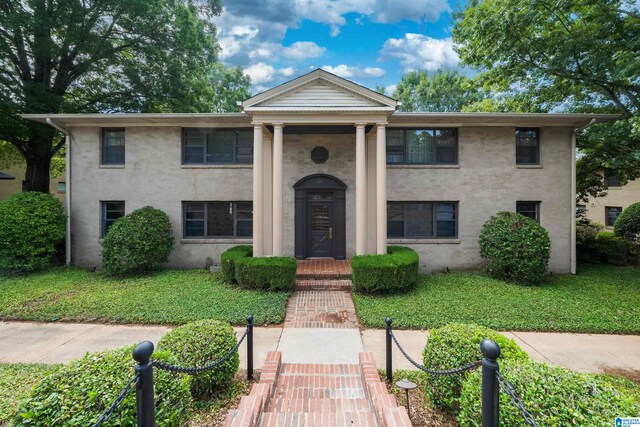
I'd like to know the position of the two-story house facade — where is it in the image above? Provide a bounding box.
[24,70,615,274]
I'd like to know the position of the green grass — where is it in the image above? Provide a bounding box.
[354,264,640,333]
[0,363,58,425]
[0,267,290,325]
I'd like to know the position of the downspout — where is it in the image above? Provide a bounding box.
[570,118,597,275]
[46,118,73,266]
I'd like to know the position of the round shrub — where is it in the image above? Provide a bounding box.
[352,246,419,294]
[422,323,528,411]
[459,358,640,426]
[220,245,253,284]
[157,320,239,397]
[0,192,65,272]
[14,346,191,427]
[479,211,551,284]
[102,206,174,276]
[615,202,640,246]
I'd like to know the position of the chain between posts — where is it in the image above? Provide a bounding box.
[496,371,538,427]
[91,373,139,427]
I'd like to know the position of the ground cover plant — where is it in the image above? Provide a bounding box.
[0,363,58,425]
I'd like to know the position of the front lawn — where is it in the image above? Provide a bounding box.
[0,268,290,325]
[354,264,640,333]
[0,363,58,425]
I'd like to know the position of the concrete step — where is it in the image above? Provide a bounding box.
[259,411,377,427]
[295,279,352,290]
[266,397,370,413]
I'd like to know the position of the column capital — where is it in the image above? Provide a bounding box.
[251,121,264,126]
[375,122,388,126]
[271,122,285,128]
[354,122,368,128]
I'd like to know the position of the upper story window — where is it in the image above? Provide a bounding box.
[101,201,125,237]
[516,201,540,223]
[387,201,457,238]
[183,201,252,238]
[101,128,125,165]
[516,128,539,165]
[183,128,253,164]
[605,206,623,227]
[604,169,622,188]
[387,129,457,165]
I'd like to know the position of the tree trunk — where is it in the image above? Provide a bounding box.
[23,139,54,193]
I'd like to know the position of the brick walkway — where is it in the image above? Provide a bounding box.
[284,290,358,328]
[296,259,352,279]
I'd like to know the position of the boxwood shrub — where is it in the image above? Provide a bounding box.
[0,192,66,272]
[615,201,640,246]
[157,320,239,398]
[422,323,528,411]
[101,206,174,276]
[459,358,640,426]
[235,256,297,291]
[352,246,419,294]
[221,245,252,283]
[479,211,551,284]
[14,346,191,427]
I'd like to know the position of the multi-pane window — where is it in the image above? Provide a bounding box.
[604,170,622,188]
[516,128,539,164]
[516,201,540,223]
[183,202,253,238]
[101,201,125,237]
[183,128,253,164]
[605,206,623,227]
[386,129,457,164]
[101,128,125,165]
[387,202,457,238]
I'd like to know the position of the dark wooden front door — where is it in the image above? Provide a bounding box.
[306,193,335,258]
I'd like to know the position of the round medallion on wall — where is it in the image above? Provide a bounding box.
[311,146,329,164]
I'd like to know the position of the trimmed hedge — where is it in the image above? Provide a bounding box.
[101,206,174,276]
[352,246,419,294]
[157,320,239,398]
[235,256,297,291]
[0,192,66,272]
[221,245,253,284]
[479,211,551,284]
[459,358,640,426]
[14,346,191,426]
[577,224,635,265]
[422,323,528,411]
[615,202,640,246]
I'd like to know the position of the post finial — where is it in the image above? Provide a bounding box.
[246,314,254,324]
[480,338,501,361]
[133,341,155,364]
[385,317,392,327]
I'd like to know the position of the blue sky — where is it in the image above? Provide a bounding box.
[213,0,468,94]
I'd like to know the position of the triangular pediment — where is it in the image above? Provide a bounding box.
[242,69,397,112]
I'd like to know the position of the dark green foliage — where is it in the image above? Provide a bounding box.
[101,206,174,276]
[0,364,58,424]
[422,323,528,411]
[157,320,239,398]
[595,232,631,265]
[478,212,551,284]
[221,246,253,284]
[459,358,640,426]
[615,202,640,246]
[0,192,65,272]
[235,256,297,292]
[578,222,634,265]
[352,246,419,294]
[14,346,191,426]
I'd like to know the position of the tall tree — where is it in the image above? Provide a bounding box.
[1,0,250,192]
[453,0,640,200]
[393,70,482,112]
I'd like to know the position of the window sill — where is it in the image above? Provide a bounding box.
[180,238,252,244]
[387,164,460,169]
[388,238,460,244]
[99,165,125,169]
[516,164,543,169]
[181,164,252,169]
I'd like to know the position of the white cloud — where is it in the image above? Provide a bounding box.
[282,42,326,61]
[372,0,450,23]
[378,34,460,72]
[280,67,295,77]
[385,84,398,96]
[244,62,277,85]
[322,64,386,78]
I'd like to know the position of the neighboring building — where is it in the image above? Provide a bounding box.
[583,170,640,228]
[0,164,65,202]
[23,70,615,274]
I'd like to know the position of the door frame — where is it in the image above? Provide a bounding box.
[294,174,347,259]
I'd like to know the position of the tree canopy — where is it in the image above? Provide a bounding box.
[393,70,481,112]
[1,0,250,191]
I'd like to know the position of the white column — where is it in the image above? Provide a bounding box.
[376,123,387,255]
[272,123,284,256]
[570,130,577,274]
[356,123,367,255]
[252,124,264,257]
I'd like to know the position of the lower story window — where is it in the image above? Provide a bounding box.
[516,201,540,223]
[101,201,125,237]
[387,202,457,238]
[183,201,253,238]
[605,206,623,227]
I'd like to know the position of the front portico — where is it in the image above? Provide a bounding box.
[241,69,398,258]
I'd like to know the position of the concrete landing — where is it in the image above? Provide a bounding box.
[277,328,363,364]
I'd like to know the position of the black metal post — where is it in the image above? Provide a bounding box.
[385,317,393,383]
[480,338,501,427]
[246,314,254,380]
[133,341,156,427]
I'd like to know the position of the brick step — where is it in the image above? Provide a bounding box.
[266,397,370,413]
[259,411,377,427]
[295,273,352,281]
[295,279,352,290]
[279,363,360,375]
[275,375,363,389]
[273,388,367,399]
